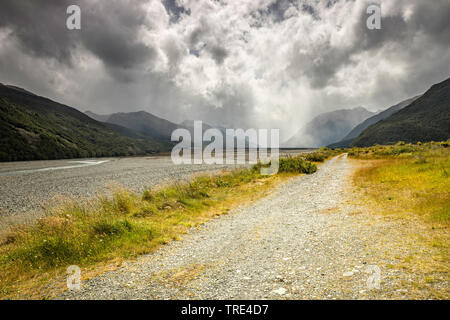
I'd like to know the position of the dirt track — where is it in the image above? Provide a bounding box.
[59,154,401,299]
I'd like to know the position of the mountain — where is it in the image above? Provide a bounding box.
[328,96,420,148]
[85,111,110,122]
[107,111,180,140]
[87,111,180,141]
[0,84,169,162]
[180,120,259,148]
[284,107,375,148]
[352,78,450,147]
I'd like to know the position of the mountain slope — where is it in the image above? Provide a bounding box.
[0,84,169,161]
[285,107,375,147]
[329,96,420,148]
[352,78,450,147]
[106,111,180,140]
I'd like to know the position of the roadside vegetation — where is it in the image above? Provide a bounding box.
[299,147,344,163]
[349,141,449,297]
[0,155,321,298]
[349,141,449,224]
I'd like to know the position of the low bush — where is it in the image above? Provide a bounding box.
[278,157,317,174]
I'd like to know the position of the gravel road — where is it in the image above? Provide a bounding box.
[60,154,421,300]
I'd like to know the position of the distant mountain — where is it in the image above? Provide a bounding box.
[284,107,375,148]
[85,111,110,122]
[179,120,257,148]
[0,84,169,162]
[87,110,180,141]
[352,78,450,147]
[85,112,257,148]
[328,96,420,148]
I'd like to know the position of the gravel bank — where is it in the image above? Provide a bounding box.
[0,150,310,230]
[59,154,440,300]
[0,157,241,230]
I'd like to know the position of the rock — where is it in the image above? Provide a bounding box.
[272,288,287,295]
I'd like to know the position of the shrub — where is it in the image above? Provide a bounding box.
[92,220,133,236]
[278,157,317,174]
[303,153,327,162]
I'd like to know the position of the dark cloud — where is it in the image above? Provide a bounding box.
[207,45,228,65]
[408,0,450,43]
[186,16,229,65]
[0,0,76,65]
[0,0,156,81]
[80,0,157,77]
[287,0,450,89]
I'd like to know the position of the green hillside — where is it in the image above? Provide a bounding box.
[352,78,450,147]
[0,84,170,161]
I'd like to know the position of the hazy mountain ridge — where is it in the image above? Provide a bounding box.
[328,96,421,148]
[284,107,375,148]
[86,110,182,141]
[179,120,258,148]
[352,77,450,147]
[85,111,111,123]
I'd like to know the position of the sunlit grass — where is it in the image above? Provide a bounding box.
[351,141,450,224]
[350,141,449,298]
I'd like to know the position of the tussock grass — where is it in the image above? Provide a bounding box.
[0,157,320,298]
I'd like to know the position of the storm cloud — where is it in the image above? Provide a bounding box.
[0,0,449,140]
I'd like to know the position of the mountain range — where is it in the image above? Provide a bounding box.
[0,84,171,162]
[284,107,375,148]
[86,111,180,141]
[328,96,421,148]
[1,76,449,162]
[87,113,256,148]
[351,78,450,147]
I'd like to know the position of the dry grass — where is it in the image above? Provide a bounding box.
[350,142,449,298]
[353,147,449,224]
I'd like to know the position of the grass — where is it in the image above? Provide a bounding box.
[0,156,321,299]
[349,141,449,298]
[350,141,450,224]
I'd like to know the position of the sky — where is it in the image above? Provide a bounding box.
[0,0,449,141]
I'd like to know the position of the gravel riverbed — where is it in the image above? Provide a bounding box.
[0,151,309,230]
[0,156,240,231]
